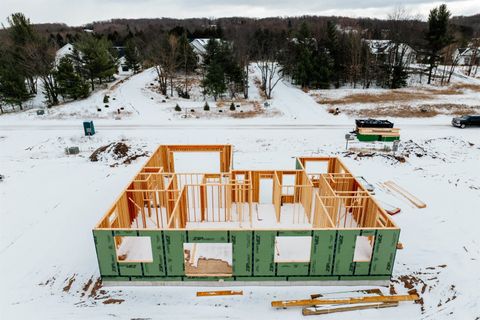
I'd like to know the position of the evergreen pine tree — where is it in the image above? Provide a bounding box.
[54,57,90,100]
[0,50,31,109]
[74,34,117,90]
[425,4,452,84]
[326,21,342,88]
[124,38,142,73]
[203,61,226,100]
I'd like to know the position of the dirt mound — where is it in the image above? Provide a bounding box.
[90,141,149,166]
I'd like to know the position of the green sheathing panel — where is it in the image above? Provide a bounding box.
[237,276,287,281]
[333,230,360,276]
[277,230,311,237]
[164,230,187,276]
[230,231,253,276]
[357,134,380,142]
[131,276,182,281]
[114,230,143,276]
[290,276,339,281]
[92,230,118,276]
[277,263,310,276]
[188,231,228,243]
[354,229,376,276]
[370,229,400,275]
[139,230,165,276]
[295,158,303,170]
[184,276,235,282]
[102,276,129,281]
[310,230,336,275]
[253,231,276,276]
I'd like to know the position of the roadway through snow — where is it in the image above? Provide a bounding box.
[0,122,456,131]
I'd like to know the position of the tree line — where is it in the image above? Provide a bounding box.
[0,4,474,111]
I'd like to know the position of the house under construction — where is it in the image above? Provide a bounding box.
[93,145,400,285]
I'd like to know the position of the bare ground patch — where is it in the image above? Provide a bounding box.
[342,103,480,118]
[315,88,464,105]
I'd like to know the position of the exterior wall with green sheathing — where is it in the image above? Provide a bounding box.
[333,230,360,275]
[310,230,336,275]
[230,231,253,276]
[94,228,400,282]
[370,229,400,275]
[187,231,228,243]
[163,230,186,276]
[253,231,276,276]
[93,230,118,276]
[139,230,166,276]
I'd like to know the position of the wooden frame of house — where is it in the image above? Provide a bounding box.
[93,145,400,286]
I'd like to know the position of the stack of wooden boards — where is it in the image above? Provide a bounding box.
[382,181,427,209]
[271,289,419,316]
[356,127,401,142]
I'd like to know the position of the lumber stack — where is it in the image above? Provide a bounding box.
[356,127,401,142]
[271,290,420,317]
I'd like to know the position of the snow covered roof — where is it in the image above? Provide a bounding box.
[363,40,415,55]
[189,38,221,56]
[455,47,480,57]
[55,43,74,65]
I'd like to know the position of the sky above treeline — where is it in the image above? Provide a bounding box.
[0,0,479,26]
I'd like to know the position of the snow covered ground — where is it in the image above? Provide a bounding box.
[1,66,480,319]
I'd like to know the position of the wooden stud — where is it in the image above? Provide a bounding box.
[196,290,243,297]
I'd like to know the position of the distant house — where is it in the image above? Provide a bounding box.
[363,40,416,65]
[55,43,74,66]
[452,47,480,65]
[117,56,130,73]
[335,24,359,34]
[189,38,221,64]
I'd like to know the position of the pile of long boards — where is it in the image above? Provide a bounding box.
[271,288,419,317]
[356,127,400,142]
[355,119,400,142]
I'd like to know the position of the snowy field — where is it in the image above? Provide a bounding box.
[1,67,480,319]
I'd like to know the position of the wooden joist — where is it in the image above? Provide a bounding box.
[310,288,383,299]
[271,293,419,308]
[196,290,243,297]
[384,181,426,208]
[302,301,399,316]
[358,127,400,134]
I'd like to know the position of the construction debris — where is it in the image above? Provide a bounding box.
[65,146,80,155]
[302,301,399,316]
[196,290,243,297]
[386,207,402,215]
[384,181,427,208]
[271,293,419,308]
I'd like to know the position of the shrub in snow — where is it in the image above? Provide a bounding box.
[97,108,102,112]
[105,104,109,108]
[103,95,109,103]
[219,110,223,113]
[190,109,195,112]
[204,103,210,111]
[230,103,236,111]
[175,104,182,112]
